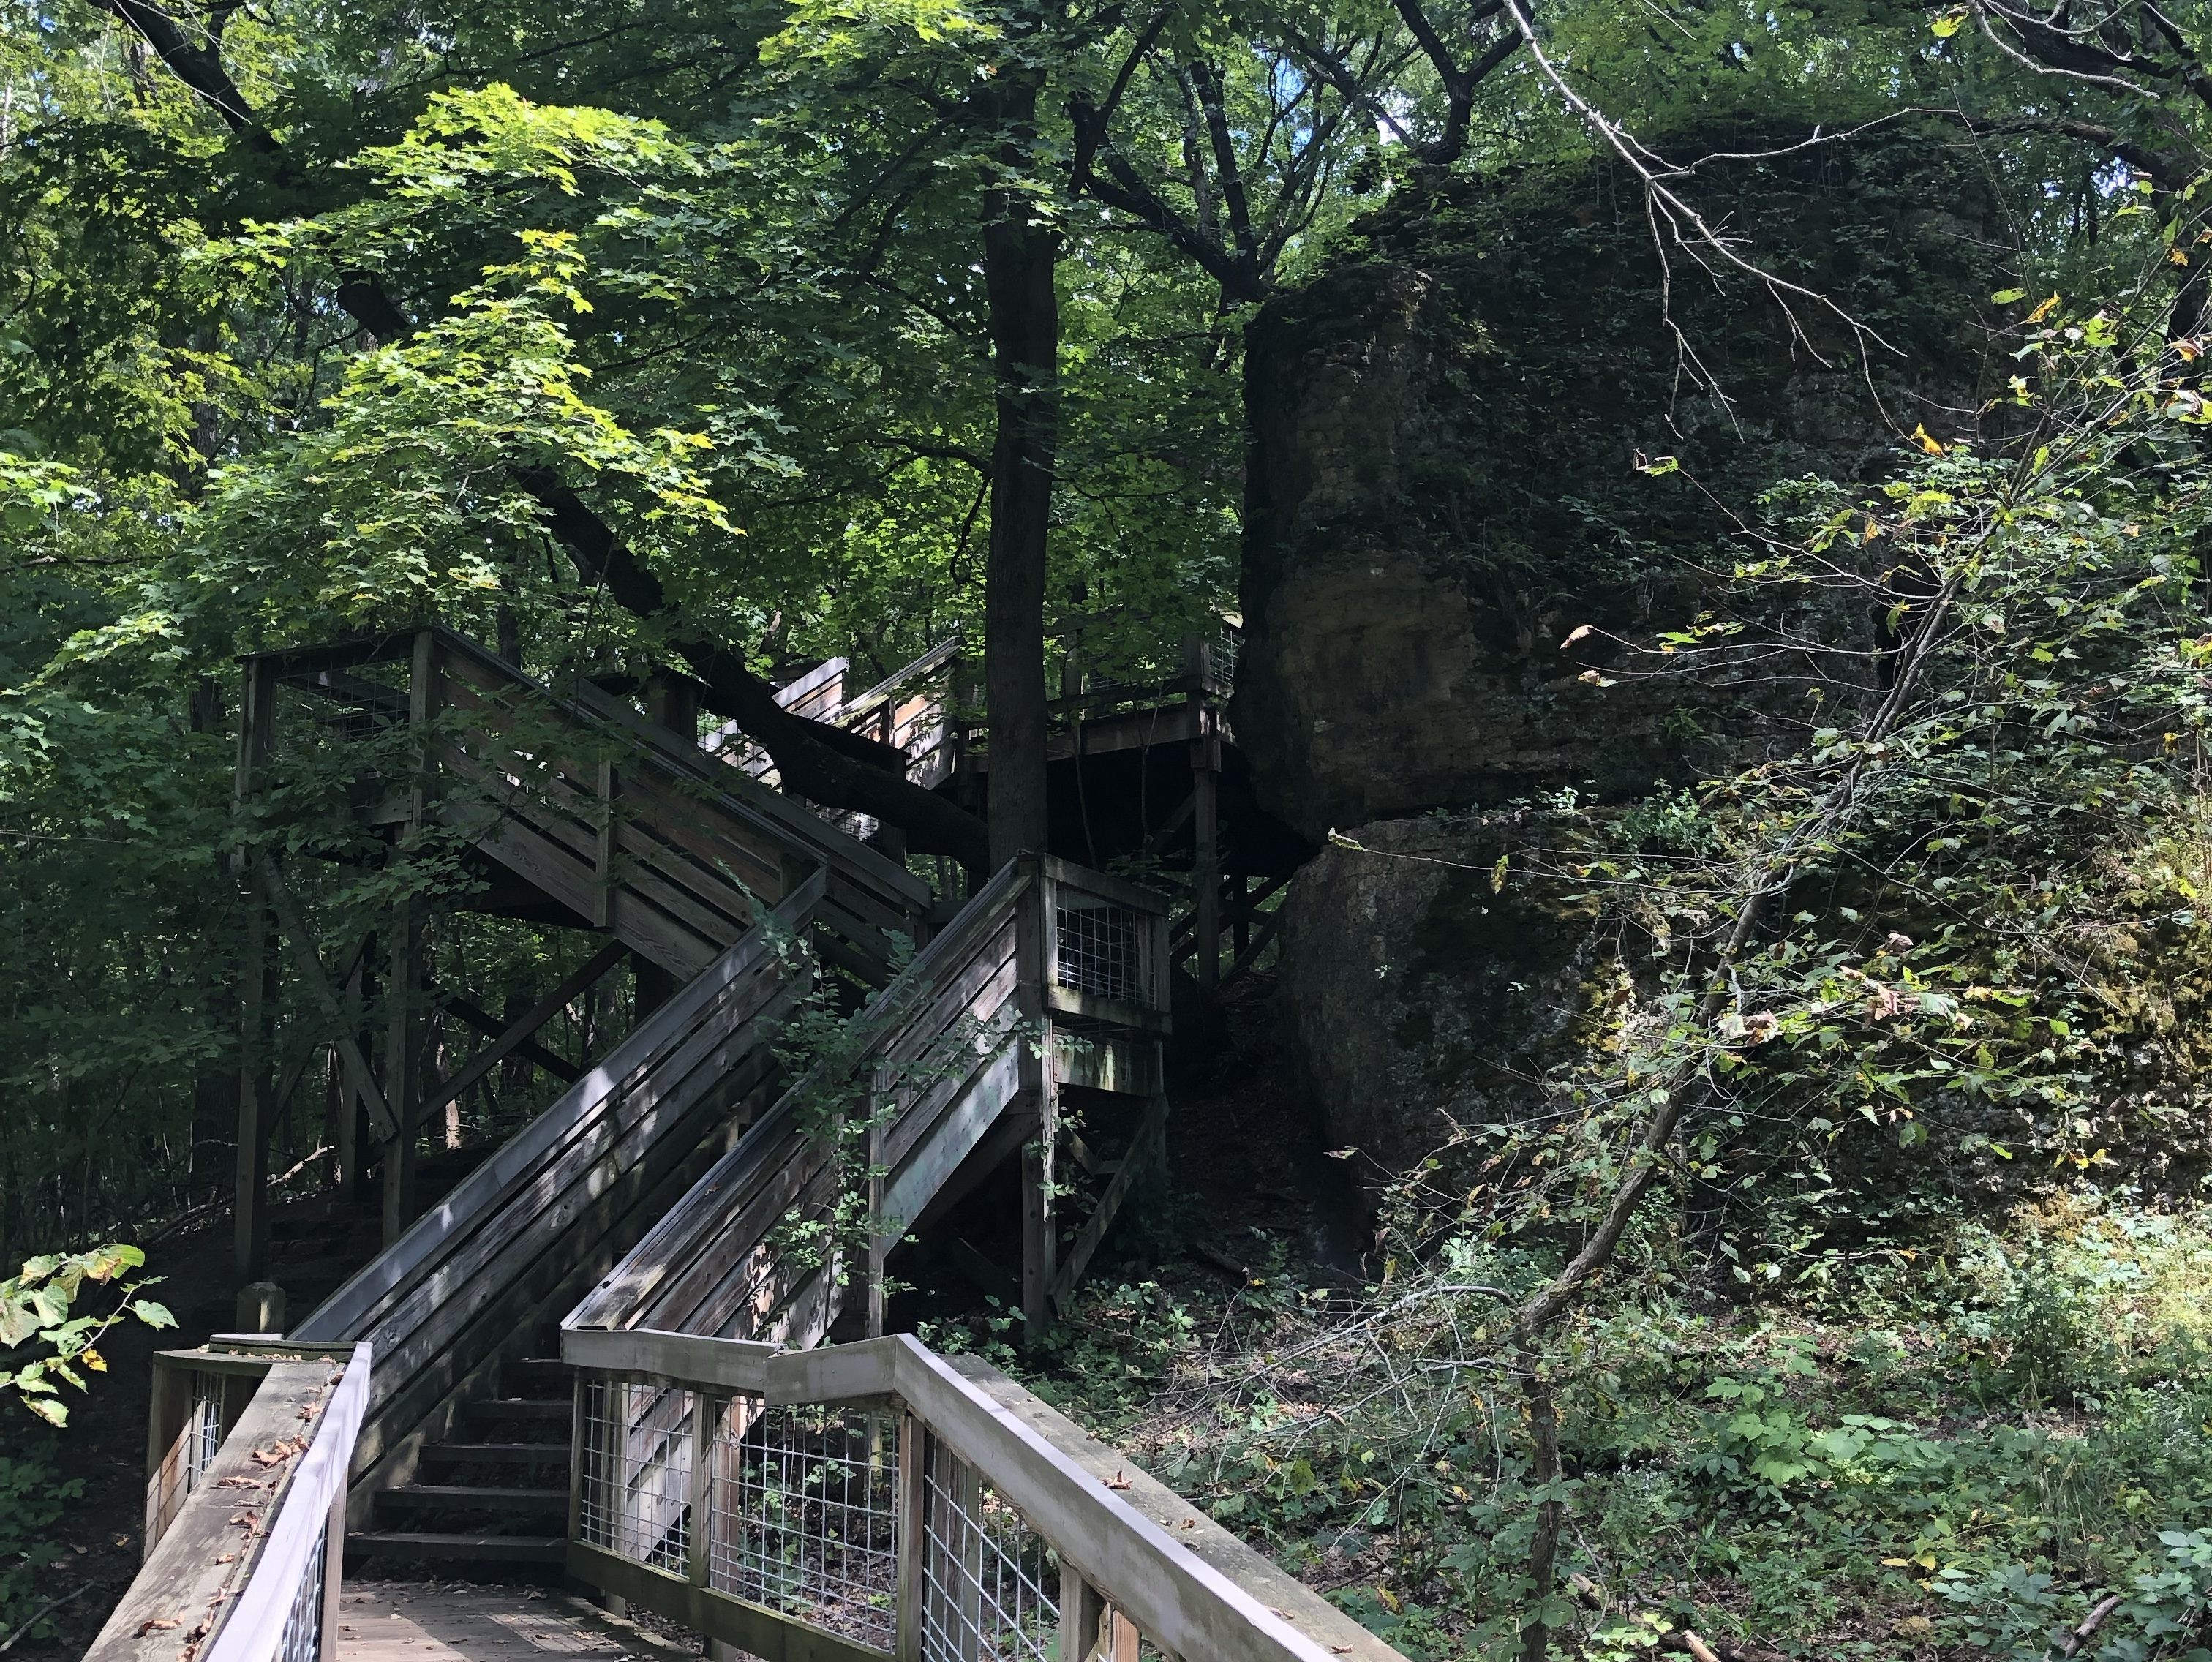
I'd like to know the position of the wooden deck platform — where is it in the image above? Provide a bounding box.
[339,1581,697,1662]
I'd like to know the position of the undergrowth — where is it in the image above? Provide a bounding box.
[1002,1191,2212,1661]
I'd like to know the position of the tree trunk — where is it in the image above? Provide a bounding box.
[978,65,1059,872]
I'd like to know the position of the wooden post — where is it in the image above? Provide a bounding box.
[686,1391,712,1589]
[233,658,278,1281]
[895,1415,925,1662]
[865,1097,889,1339]
[142,1356,195,1556]
[633,954,677,1021]
[592,758,615,929]
[338,945,368,1199]
[952,1450,983,1661]
[1017,862,1057,1336]
[381,901,424,1244]
[1058,1566,1105,1662]
[1192,744,1220,999]
[317,1467,347,1662]
[645,671,701,748]
[381,631,438,1245]
[235,895,276,1280]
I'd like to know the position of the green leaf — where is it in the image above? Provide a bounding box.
[132,1298,177,1330]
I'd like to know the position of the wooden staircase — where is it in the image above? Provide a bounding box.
[566,854,1170,1348]
[241,628,1168,1581]
[350,1354,573,1569]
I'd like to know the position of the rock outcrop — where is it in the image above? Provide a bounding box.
[1276,812,1619,1184]
[1251,125,2017,1179]
[1235,126,2012,843]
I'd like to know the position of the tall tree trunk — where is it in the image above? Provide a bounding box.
[979,65,1059,873]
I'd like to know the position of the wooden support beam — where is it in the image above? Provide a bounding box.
[1221,908,1286,988]
[233,655,278,1281]
[381,631,439,1244]
[895,1415,925,1662]
[428,977,595,1086]
[1017,863,1057,1339]
[631,953,678,1022]
[1191,753,1219,998]
[416,941,622,1118]
[382,900,425,1244]
[339,936,375,1199]
[1140,791,1197,860]
[235,895,276,1282]
[1050,1095,1166,1315]
[260,865,399,1141]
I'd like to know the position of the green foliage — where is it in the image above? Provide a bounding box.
[0,1439,83,1647]
[1045,1199,2212,1658]
[0,1243,172,1425]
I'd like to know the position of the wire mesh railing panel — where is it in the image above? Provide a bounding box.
[189,1370,223,1489]
[1054,895,1148,1007]
[577,1376,695,1573]
[709,1400,900,1650]
[274,1520,327,1662]
[1211,621,1241,688]
[919,1437,1058,1662]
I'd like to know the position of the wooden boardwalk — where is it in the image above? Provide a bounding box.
[339,1582,697,1662]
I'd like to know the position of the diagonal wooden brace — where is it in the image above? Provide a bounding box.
[260,862,400,1143]
[418,939,626,1119]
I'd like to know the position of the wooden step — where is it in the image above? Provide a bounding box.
[466,1398,569,1421]
[378,1485,567,1514]
[418,1443,571,1467]
[345,1531,564,1564]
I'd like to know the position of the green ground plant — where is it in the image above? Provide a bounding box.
[1036,1195,2212,1660]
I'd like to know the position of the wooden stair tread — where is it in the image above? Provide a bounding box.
[382,1484,567,1505]
[346,1531,564,1560]
[467,1398,568,1415]
[419,1443,571,1462]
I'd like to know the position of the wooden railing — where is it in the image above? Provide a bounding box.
[557,1328,1401,1662]
[710,636,964,815]
[92,1339,372,1662]
[258,626,931,984]
[290,876,828,1519]
[566,855,1170,1346]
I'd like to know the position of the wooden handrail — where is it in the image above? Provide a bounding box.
[833,634,962,723]
[566,854,1175,1342]
[251,623,931,924]
[91,1343,371,1662]
[294,872,825,1345]
[557,1329,1404,1662]
[290,873,830,1509]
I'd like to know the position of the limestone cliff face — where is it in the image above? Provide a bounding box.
[1235,128,2011,843]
